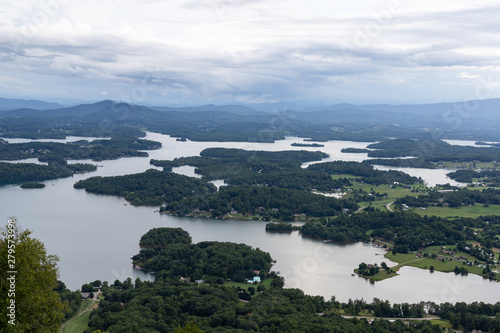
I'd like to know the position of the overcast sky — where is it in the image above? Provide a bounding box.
[1,0,500,106]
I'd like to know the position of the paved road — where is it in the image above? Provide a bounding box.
[60,290,101,333]
[386,201,394,212]
[340,314,439,322]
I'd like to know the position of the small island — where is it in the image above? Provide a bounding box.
[20,182,46,189]
[291,142,325,147]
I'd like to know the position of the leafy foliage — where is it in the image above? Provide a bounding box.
[0,162,73,184]
[0,137,161,162]
[139,228,192,247]
[301,210,466,249]
[161,186,358,220]
[0,228,65,332]
[307,161,421,185]
[74,169,216,206]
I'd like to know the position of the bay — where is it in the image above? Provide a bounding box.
[0,133,497,303]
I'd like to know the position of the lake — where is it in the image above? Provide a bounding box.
[0,133,498,303]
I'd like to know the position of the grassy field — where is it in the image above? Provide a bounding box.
[225,278,272,292]
[384,246,500,281]
[407,204,500,218]
[63,309,91,333]
[345,182,420,212]
[331,174,363,180]
[429,319,454,329]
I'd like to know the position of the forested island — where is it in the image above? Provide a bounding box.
[74,169,216,206]
[20,182,45,189]
[291,142,325,147]
[133,228,272,281]
[0,162,74,184]
[350,138,500,169]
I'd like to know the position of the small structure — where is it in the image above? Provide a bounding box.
[247,276,261,284]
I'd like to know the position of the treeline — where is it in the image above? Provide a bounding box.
[67,163,98,173]
[265,222,293,233]
[448,169,500,185]
[0,162,73,184]
[54,280,84,322]
[300,210,466,249]
[86,277,442,333]
[363,138,500,164]
[0,137,161,162]
[161,186,358,221]
[139,227,192,247]
[291,142,324,147]
[307,161,421,185]
[74,169,216,206]
[431,301,500,331]
[20,182,45,189]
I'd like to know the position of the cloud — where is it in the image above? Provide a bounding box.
[0,0,500,104]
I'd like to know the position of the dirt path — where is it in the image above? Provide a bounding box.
[60,290,101,333]
[386,201,394,212]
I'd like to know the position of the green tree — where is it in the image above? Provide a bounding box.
[0,227,65,332]
[174,322,204,333]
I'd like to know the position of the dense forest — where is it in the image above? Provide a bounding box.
[133,228,272,281]
[20,182,45,189]
[307,161,421,185]
[161,186,358,220]
[265,222,293,233]
[74,169,216,206]
[300,210,468,249]
[301,209,500,255]
[152,148,351,192]
[447,169,500,185]
[0,162,73,184]
[0,137,161,162]
[353,139,500,168]
[86,277,446,333]
[139,227,192,247]
[85,228,446,332]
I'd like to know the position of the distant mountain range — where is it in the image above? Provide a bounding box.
[0,97,63,111]
[0,97,498,140]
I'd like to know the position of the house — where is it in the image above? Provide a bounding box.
[195,279,204,284]
[247,276,261,284]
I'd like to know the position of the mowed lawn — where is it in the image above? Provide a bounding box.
[384,246,499,281]
[346,182,420,211]
[408,204,500,218]
[63,311,90,333]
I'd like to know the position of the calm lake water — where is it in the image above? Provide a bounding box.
[0,133,498,303]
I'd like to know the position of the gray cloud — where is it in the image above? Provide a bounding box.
[1,0,500,105]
